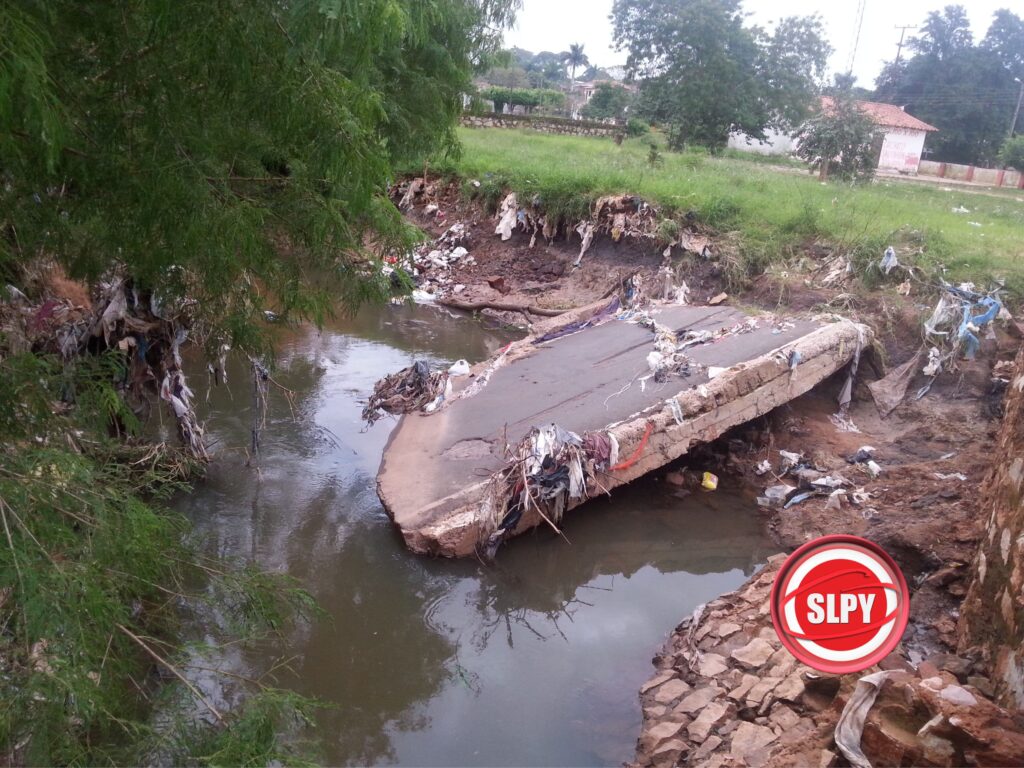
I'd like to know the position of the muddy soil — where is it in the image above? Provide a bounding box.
[398,180,725,328]
[396,179,1023,765]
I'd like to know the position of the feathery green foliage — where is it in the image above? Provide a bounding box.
[1,0,519,761]
[1,0,518,352]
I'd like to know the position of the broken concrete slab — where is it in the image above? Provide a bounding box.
[378,302,871,557]
[730,722,777,760]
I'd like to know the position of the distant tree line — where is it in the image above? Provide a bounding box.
[874,5,1024,165]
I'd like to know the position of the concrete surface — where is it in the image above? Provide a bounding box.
[377,305,868,557]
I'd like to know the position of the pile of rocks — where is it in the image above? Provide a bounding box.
[635,554,830,768]
[460,114,621,138]
[633,554,1024,767]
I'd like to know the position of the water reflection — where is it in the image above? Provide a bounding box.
[172,302,769,766]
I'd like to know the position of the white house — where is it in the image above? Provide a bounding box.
[826,98,939,174]
[729,98,939,174]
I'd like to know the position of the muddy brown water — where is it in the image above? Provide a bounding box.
[171,303,771,766]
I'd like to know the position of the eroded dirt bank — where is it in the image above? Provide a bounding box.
[392,177,1024,765]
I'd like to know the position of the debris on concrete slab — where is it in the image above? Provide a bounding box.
[362,361,451,425]
[377,304,871,557]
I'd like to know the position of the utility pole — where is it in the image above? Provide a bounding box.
[893,25,917,67]
[1011,77,1024,139]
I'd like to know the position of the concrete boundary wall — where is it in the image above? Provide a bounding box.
[460,114,621,139]
[919,159,1024,188]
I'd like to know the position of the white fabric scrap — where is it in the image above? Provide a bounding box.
[574,221,595,267]
[495,193,518,241]
[834,671,901,768]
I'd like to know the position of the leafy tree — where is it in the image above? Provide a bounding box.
[983,8,1024,79]
[581,83,633,120]
[908,5,974,59]
[481,86,564,113]
[612,0,829,150]
[1,0,519,354]
[874,6,1021,164]
[523,50,570,87]
[565,43,589,84]
[1000,136,1024,169]
[0,0,518,761]
[795,87,879,182]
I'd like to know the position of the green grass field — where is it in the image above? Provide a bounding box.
[427,128,1024,295]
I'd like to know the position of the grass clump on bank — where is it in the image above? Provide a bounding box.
[431,128,1024,296]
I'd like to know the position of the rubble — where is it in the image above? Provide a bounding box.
[633,556,1024,768]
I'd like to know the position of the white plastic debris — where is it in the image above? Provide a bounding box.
[755,459,772,476]
[834,671,902,768]
[448,359,471,376]
[707,366,727,379]
[779,450,804,472]
[574,221,595,267]
[825,489,846,511]
[879,246,898,275]
[865,460,883,478]
[495,193,518,241]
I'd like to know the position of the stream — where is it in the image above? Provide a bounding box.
[171,303,771,766]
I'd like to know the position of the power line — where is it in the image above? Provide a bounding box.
[846,0,867,74]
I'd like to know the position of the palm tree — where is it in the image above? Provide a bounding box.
[565,43,589,87]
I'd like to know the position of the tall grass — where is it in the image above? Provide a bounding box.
[426,128,1024,296]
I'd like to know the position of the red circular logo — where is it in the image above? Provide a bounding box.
[770,535,910,674]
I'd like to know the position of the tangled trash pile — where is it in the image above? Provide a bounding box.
[869,282,1005,415]
[2,267,212,459]
[479,423,621,558]
[384,221,478,302]
[362,359,478,425]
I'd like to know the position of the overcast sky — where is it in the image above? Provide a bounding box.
[504,0,1011,87]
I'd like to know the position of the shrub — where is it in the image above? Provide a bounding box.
[1000,136,1024,171]
[795,91,879,182]
[626,117,650,137]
